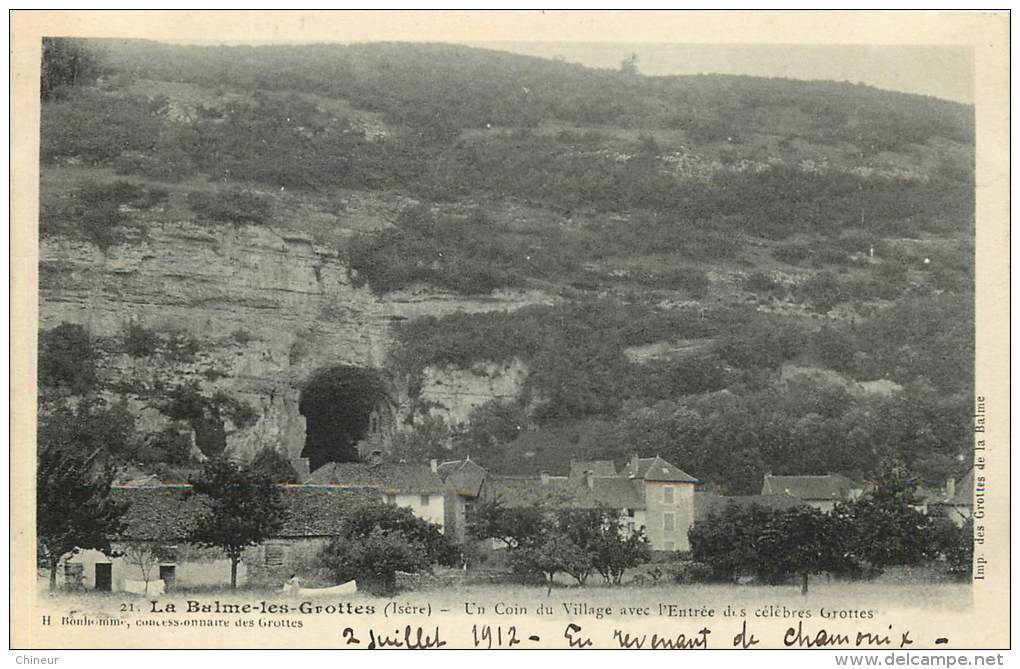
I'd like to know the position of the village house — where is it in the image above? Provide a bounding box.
[435,457,487,544]
[306,460,446,528]
[921,469,974,527]
[760,473,866,512]
[694,491,805,522]
[66,484,379,593]
[620,455,699,552]
[478,454,699,553]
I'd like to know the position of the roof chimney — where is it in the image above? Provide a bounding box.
[583,470,594,489]
[540,471,550,485]
[430,459,438,474]
[946,477,956,499]
[630,454,640,477]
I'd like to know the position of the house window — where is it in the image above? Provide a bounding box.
[265,544,286,567]
[663,486,675,504]
[385,493,397,506]
[626,508,635,517]
[420,494,431,506]
[664,541,675,552]
[663,512,675,531]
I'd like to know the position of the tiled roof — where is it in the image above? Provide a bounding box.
[623,456,699,483]
[693,491,803,522]
[590,477,645,509]
[761,474,858,501]
[487,476,598,509]
[437,459,487,497]
[113,485,204,541]
[569,460,618,479]
[950,469,974,506]
[486,476,644,510]
[695,492,805,522]
[276,485,380,537]
[307,462,445,494]
[112,484,382,540]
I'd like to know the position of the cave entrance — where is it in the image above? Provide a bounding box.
[299,366,391,471]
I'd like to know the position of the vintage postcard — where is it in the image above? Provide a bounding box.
[10,10,1010,651]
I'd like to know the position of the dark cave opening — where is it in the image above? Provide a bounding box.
[299,365,389,471]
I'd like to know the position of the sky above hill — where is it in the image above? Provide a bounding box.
[170,38,974,105]
[468,42,974,104]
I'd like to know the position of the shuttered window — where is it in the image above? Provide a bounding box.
[265,544,285,567]
[663,513,675,531]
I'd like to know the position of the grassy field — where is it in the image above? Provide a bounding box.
[39,574,970,617]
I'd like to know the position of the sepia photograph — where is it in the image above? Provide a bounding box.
[9,9,1010,653]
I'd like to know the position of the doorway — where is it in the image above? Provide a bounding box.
[94,563,112,591]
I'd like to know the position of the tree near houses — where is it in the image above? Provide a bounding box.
[590,516,651,585]
[556,507,651,585]
[37,443,128,590]
[756,505,859,594]
[839,464,934,569]
[337,503,458,567]
[467,500,549,550]
[930,517,974,578]
[319,527,429,595]
[690,502,861,592]
[122,542,176,595]
[510,534,588,596]
[689,503,777,582]
[317,503,452,593]
[188,458,285,589]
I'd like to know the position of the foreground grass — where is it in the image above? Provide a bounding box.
[40,577,970,619]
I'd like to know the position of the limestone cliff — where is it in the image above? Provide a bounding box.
[39,221,548,460]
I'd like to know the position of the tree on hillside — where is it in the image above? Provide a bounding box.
[188,458,285,589]
[389,413,452,463]
[249,446,300,484]
[41,37,104,101]
[38,395,137,463]
[39,322,98,395]
[37,443,128,590]
[620,53,640,76]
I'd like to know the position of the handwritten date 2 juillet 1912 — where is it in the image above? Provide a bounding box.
[330,622,927,649]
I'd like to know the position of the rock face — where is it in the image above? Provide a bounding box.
[420,359,529,426]
[39,221,545,460]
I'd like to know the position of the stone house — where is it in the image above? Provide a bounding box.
[306,461,446,529]
[66,484,379,592]
[479,454,699,553]
[619,455,699,552]
[436,457,487,544]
